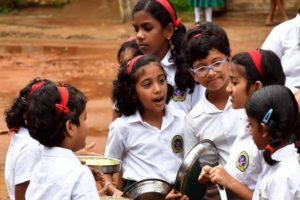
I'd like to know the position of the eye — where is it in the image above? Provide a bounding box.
[143,82,151,88]
[133,25,138,33]
[143,24,153,32]
[158,77,166,84]
[213,60,223,67]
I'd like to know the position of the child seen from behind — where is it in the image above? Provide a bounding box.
[25,82,100,199]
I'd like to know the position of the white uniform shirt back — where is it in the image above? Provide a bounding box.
[161,50,205,114]
[252,144,300,200]
[183,95,242,165]
[5,127,42,200]
[224,110,263,190]
[105,105,185,184]
[25,147,100,200]
[261,14,300,88]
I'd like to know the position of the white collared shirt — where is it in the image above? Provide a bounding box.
[25,147,100,200]
[183,95,242,165]
[5,127,42,200]
[262,14,300,89]
[161,50,205,114]
[224,110,263,190]
[105,105,185,184]
[253,144,300,200]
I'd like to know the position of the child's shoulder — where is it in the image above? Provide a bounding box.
[109,113,140,129]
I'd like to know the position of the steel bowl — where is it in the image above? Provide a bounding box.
[77,156,121,174]
[123,179,172,200]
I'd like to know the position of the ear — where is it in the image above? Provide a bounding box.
[253,80,263,90]
[65,120,76,137]
[163,23,174,40]
[260,123,269,139]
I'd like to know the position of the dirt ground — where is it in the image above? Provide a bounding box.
[0,0,284,198]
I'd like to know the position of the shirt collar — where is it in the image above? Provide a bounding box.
[124,105,174,127]
[161,50,173,67]
[43,146,80,163]
[272,144,297,161]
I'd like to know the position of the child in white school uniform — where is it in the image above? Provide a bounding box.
[25,82,100,199]
[104,54,186,197]
[4,78,52,200]
[261,10,300,91]
[246,85,300,199]
[183,23,242,165]
[199,49,286,200]
[132,0,204,114]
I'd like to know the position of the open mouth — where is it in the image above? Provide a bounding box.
[153,97,164,103]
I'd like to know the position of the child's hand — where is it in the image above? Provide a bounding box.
[90,168,105,183]
[75,142,100,156]
[112,189,123,197]
[165,189,189,200]
[208,165,232,188]
[198,165,212,183]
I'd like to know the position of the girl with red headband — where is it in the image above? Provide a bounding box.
[25,82,100,199]
[198,49,286,199]
[104,54,186,197]
[132,0,204,114]
[246,85,300,199]
[4,78,52,200]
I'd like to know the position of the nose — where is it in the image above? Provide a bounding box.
[153,82,162,93]
[136,30,144,41]
[226,81,232,94]
[206,67,217,77]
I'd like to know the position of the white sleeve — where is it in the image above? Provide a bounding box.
[104,124,126,160]
[72,166,100,199]
[15,144,41,185]
[183,114,199,157]
[261,26,283,59]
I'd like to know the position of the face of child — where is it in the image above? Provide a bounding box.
[191,48,229,92]
[248,116,268,150]
[120,47,136,64]
[134,62,168,115]
[72,108,88,152]
[132,10,171,60]
[226,63,253,109]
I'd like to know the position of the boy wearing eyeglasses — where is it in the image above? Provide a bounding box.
[183,23,243,166]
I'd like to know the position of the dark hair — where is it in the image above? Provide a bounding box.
[112,54,173,116]
[132,0,194,92]
[245,85,300,165]
[186,22,230,68]
[27,83,87,147]
[117,39,143,65]
[4,78,52,132]
[232,49,286,92]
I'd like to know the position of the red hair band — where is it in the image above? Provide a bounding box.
[28,80,46,97]
[126,55,143,74]
[55,86,70,113]
[193,33,201,39]
[126,36,136,42]
[156,0,181,28]
[248,50,263,76]
[265,144,275,153]
[296,140,300,147]
[9,127,18,133]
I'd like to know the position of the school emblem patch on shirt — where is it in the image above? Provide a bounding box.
[172,87,186,102]
[171,135,183,153]
[236,151,249,172]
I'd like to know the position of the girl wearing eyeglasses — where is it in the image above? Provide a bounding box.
[183,22,242,166]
